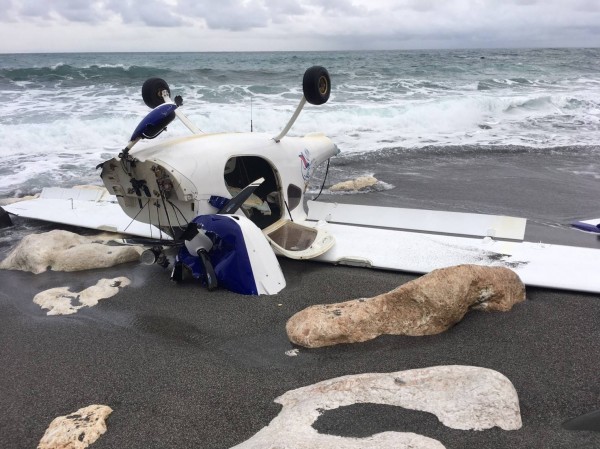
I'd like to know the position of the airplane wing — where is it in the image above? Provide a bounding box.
[2,187,167,239]
[5,190,600,294]
[312,222,600,294]
[307,201,600,295]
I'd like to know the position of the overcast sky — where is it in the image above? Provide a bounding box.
[0,0,599,53]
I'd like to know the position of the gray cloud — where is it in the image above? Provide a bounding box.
[0,0,16,20]
[0,0,599,52]
[174,0,271,31]
[15,0,108,23]
[132,0,184,27]
[304,0,363,15]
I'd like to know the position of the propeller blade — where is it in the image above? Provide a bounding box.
[198,249,218,291]
[218,177,265,214]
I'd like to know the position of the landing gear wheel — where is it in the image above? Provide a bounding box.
[142,78,171,109]
[303,66,331,105]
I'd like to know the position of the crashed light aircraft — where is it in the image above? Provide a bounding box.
[3,67,600,295]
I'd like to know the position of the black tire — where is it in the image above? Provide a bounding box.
[303,66,331,105]
[142,78,170,109]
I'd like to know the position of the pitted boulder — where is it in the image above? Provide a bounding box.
[38,404,113,449]
[286,265,525,348]
[0,230,142,274]
[232,365,522,449]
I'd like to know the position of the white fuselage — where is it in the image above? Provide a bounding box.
[100,131,339,236]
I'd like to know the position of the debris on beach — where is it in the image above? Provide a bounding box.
[0,229,142,274]
[286,265,525,348]
[38,404,113,449]
[285,349,300,357]
[232,365,521,449]
[34,277,131,316]
[330,176,379,192]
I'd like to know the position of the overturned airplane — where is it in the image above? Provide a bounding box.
[3,67,600,295]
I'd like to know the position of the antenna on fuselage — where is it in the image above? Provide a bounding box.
[273,66,331,143]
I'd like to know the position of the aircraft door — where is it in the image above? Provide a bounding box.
[263,220,335,260]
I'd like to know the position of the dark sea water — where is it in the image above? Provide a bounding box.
[0,49,599,244]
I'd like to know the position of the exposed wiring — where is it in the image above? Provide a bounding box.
[148,198,153,239]
[154,199,163,241]
[124,199,150,233]
[159,192,176,237]
[168,200,190,228]
[312,158,330,202]
[284,199,293,222]
[170,202,185,229]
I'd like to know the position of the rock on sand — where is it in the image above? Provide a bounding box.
[330,176,378,192]
[287,265,525,348]
[0,230,142,274]
[232,365,521,449]
[38,404,113,449]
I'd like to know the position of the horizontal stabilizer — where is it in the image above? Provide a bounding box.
[572,218,600,234]
[308,201,527,240]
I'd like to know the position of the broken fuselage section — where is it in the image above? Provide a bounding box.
[99,131,338,293]
[97,66,337,294]
[100,131,338,250]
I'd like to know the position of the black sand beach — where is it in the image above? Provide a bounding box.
[1,150,600,448]
[1,256,600,449]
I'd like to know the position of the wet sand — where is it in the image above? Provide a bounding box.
[0,253,599,449]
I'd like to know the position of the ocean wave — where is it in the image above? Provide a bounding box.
[0,64,176,86]
[2,49,600,196]
[504,96,559,113]
[339,144,600,162]
[477,78,546,90]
